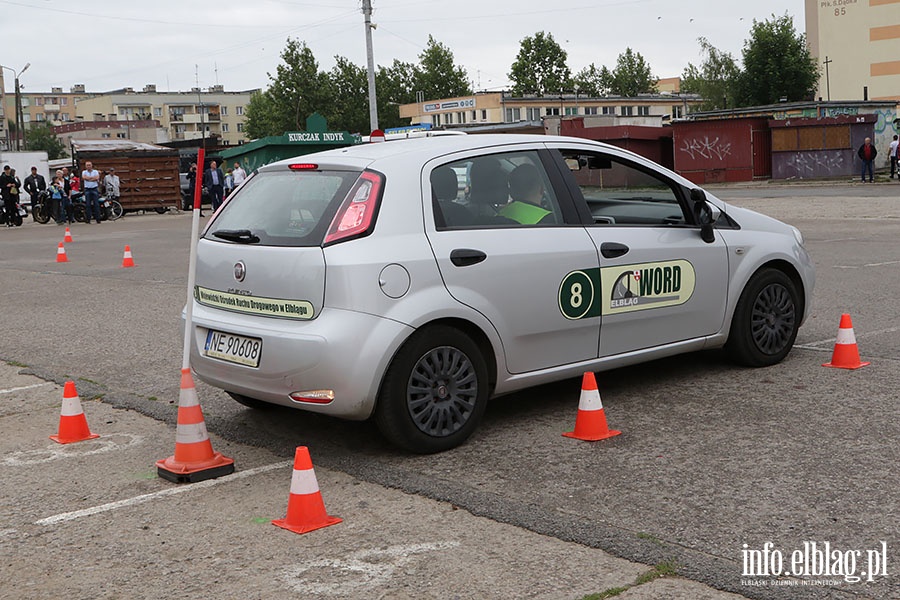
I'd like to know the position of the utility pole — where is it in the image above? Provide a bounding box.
[362,0,379,131]
[196,65,205,154]
[11,63,31,151]
[823,56,832,102]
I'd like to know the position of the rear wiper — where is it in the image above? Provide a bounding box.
[213,229,260,244]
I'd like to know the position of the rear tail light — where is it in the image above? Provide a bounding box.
[323,170,384,246]
[289,390,335,404]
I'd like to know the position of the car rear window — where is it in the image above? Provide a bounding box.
[205,169,362,246]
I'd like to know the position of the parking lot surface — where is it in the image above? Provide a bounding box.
[1,184,897,599]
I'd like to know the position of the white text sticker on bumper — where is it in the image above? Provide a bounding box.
[204,330,262,367]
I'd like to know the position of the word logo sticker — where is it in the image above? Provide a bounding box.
[558,260,695,320]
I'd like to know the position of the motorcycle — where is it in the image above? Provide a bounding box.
[0,199,27,227]
[70,192,123,222]
[32,190,53,224]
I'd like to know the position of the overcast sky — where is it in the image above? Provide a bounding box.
[1,0,806,96]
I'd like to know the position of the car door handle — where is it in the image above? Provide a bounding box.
[600,242,629,259]
[450,248,487,267]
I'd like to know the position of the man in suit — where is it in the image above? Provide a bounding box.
[203,161,226,211]
[23,166,47,214]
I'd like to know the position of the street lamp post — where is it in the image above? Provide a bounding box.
[2,63,30,151]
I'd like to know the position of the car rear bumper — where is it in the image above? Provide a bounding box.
[185,304,413,419]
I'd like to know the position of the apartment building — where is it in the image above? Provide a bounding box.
[398,91,703,131]
[805,0,900,101]
[73,85,256,146]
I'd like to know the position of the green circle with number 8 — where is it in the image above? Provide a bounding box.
[558,271,595,320]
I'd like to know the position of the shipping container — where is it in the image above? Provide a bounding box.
[672,118,771,184]
[71,140,181,213]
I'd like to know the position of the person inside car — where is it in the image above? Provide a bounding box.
[499,163,554,225]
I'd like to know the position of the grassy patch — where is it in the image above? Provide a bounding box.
[637,532,665,546]
[148,396,158,402]
[6,360,28,368]
[78,377,101,386]
[579,587,629,599]
[578,560,678,600]
[634,560,678,586]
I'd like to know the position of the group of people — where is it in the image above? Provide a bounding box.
[1,165,24,226]
[2,163,121,226]
[186,160,247,214]
[857,135,900,183]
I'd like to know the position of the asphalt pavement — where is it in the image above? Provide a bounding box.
[1,183,898,599]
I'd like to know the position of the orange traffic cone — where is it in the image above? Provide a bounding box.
[121,245,135,268]
[273,446,342,535]
[563,372,621,441]
[156,368,235,483]
[64,227,73,243]
[823,313,870,369]
[50,381,100,444]
[56,242,68,263]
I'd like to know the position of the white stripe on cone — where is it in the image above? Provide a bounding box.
[60,396,84,417]
[578,388,604,412]
[175,422,209,444]
[179,385,200,408]
[835,327,857,345]
[289,468,321,496]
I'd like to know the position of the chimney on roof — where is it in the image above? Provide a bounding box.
[191,87,201,93]
[71,84,85,93]
[52,87,63,93]
[124,87,134,93]
[208,84,224,93]
[143,84,157,93]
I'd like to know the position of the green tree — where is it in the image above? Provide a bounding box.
[735,13,818,106]
[243,90,279,140]
[574,63,612,97]
[608,48,657,97]
[25,123,68,159]
[415,35,472,100]
[244,38,334,138]
[681,37,741,110]
[376,59,419,130]
[325,56,370,134]
[508,31,572,96]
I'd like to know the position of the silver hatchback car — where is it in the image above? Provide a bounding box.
[186,134,814,453]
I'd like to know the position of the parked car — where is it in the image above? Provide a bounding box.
[184,134,815,453]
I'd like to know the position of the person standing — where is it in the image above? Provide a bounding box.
[889,134,899,180]
[81,160,102,224]
[1,165,16,226]
[857,137,877,183]
[23,166,47,214]
[224,168,234,198]
[232,162,247,187]
[50,175,72,225]
[203,160,225,211]
[104,167,120,201]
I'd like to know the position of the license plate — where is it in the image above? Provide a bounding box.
[204,329,262,367]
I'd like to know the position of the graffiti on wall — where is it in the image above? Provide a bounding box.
[783,151,847,177]
[679,136,733,161]
[874,108,898,136]
[826,106,860,118]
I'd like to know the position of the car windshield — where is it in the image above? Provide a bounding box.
[205,169,361,247]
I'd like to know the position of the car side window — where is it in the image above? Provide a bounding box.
[432,150,563,229]
[559,150,687,226]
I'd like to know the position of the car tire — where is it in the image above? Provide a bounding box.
[375,325,489,454]
[227,391,273,410]
[726,268,800,367]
